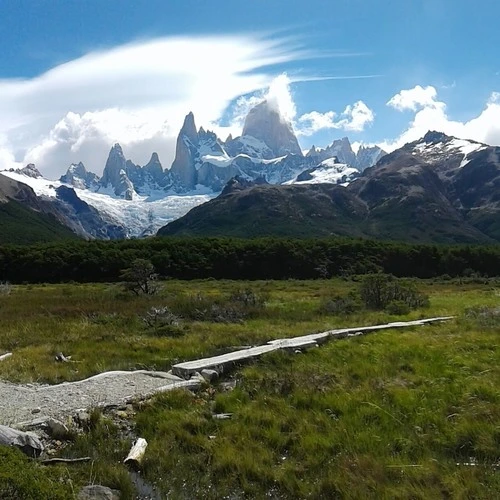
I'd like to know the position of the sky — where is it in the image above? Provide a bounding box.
[1,0,500,178]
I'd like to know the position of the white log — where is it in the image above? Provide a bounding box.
[0,352,12,362]
[124,438,148,468]
[0,424,44,457]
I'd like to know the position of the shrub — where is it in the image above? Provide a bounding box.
[229,288,268,308]
[359,274,429,311]
[385,300,411,315]
[464,305,500,328]
[142,306,181,328]
[141,306,184,337]
[169,290,267,323]
[0,281,11,295]
[0,447,71,499]
[319,293,361,315]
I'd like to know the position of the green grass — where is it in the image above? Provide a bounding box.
[0,278,498,498]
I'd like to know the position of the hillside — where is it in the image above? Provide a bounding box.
[159,181,368,238]
[0,174,77,245]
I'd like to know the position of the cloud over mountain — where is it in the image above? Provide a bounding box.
[0,35,303,177]
[383,85,500,151]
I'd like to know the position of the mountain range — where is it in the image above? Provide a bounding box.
[1,99,384,239]
[159,131,500,244]
[1,98,499,245]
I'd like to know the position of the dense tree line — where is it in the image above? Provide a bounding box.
[0,237,499,283]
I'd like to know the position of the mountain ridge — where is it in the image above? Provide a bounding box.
[158,130,500,244]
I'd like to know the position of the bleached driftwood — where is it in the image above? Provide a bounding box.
[0,352,12,362]
[0,424,44,457]
[124,438,148,468]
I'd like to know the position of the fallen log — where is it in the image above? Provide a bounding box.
[0,424,44,458]
[41,456,91,465]
[124,438,148,469]
[0,352,12,362]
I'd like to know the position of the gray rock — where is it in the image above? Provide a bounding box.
[46,417,70,439]
[78,485,120,500]
[76,411,90,427]
[242,100,302,157]
[201,369,219,382]
[0,424,44,458]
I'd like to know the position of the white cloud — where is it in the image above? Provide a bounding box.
[381,85,500,151]
[0,35,303,178]
[297,100,374,136]
[387,85,441,112]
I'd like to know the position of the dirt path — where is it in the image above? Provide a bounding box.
[0,370,199,426]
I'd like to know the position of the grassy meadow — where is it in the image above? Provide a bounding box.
[0,278,498,498]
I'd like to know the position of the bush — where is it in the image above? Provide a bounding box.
[168,290,267,324]
[319,293,361,315]
[229,288,268,308]
[464,306,500,328]
[0,446,71,499]
[359,274,429,311]
[0,281,11,295]
[141,306,184,337]
[385,300,411,315]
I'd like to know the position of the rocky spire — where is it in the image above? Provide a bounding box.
[143,152,165,185]
[169,112,200,189]
[241,100,302,157]
[60,162,100,189]
[100,144,136,198]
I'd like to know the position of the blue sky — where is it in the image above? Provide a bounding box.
[1,0,500,176]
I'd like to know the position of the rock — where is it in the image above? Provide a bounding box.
[78,485,120,500]
[0,424,44,458]
[189,372,206,383]
[219,380,237,392]
[76,411,90,427]
[46,418,70,439]
[201,369,219,382]
[31,407,41,414]
[55,352,70,362]
[60,162,100,190]
[16,416,70,440]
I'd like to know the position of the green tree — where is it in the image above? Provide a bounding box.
[120,259,159,295]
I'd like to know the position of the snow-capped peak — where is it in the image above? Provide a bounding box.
[410,131,487,168]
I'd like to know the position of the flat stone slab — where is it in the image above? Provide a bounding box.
[172,316,454,379]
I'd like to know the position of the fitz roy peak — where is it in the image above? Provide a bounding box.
[240,99,303,157]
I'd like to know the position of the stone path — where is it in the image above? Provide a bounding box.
[0,316,453,426]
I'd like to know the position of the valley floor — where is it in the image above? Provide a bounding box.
[0,279,498,498]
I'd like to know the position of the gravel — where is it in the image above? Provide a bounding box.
[0,370,198,425]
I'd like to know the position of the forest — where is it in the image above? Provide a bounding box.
[0,236,499,283]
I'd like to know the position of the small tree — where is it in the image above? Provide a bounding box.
[120,259,159,295]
